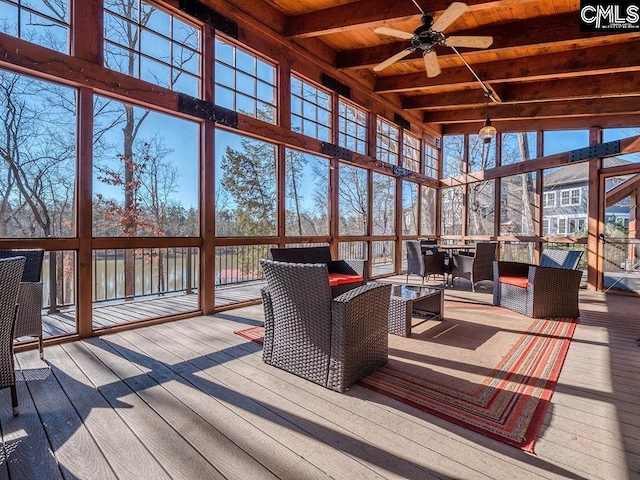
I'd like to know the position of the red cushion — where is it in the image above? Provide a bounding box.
[328,273,364,286]
[499,276,528,288]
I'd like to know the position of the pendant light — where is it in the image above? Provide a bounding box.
[478,91,497,143]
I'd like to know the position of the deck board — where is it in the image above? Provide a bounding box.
[2,286,640,479]
[17,352,118,480]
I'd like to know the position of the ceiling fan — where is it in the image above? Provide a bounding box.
[373,1,493,79]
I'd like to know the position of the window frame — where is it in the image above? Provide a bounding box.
[376,117,399,165]
[214,35,278,123]
[103,0,202,96]
[402,131,421,173]
[559,187,581,206]
[543,191,556,207]
[290,74,332,142]
[338,98,368,155]
[1,0,71,53]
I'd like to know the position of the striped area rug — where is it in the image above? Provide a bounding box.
[360,314,577,452]
[234,310,577,453]
[234,326,265,345]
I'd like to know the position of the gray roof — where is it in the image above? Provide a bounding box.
[544,157,632,187]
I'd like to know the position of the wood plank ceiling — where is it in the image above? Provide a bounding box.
[224,0,640,134]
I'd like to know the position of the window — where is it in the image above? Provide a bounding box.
[104,0,201,96]
[558,218,567,234]
[441,186,463,236]
[338,100,367,154]
[284,149,329,236]
[402,181,418,235]
[93,96,199,237]
[543,130,589,156]
[376,118,399,165]
[468,135,495,172]
[214,130,277,237]
[1,0,70,53]
[501,132,537,165]
[442,135,464,178]
[215,37,277,123]
[402,132,421,172]
[603,127,640,166]
[560,188,581,206]
[424,143,438,178]
[543,192,556,207]
[372,172,395,235]
[568,218,586,235]
[291,75,331,141]
[420,186,437,235]
[468,180,495,235]
[0,70,76,238]
[500,173,536,235]
[339,163,368,236]
[542,218,550,235]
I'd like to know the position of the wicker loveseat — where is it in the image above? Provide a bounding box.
[493,250,583,318]
[270,246,367,297]
[260,259,390,392]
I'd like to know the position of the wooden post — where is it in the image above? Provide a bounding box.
[201,24,216,314]
[77,87,94,337]
[588,127,603,290]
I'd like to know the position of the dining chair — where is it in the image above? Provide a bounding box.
[451,242,498,292]
[0,250,45,359]
[0,256,26,415]
[406,240,446,284]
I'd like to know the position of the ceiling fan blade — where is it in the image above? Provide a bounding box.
[424,51,441,78]
[373,48,414,72]
[445,35,493,49]
[373,27,414,40]
[431,2,469,32]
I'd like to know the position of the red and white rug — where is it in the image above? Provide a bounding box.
[235,301,577,453]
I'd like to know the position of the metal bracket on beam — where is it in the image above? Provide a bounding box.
[569,140,620,162]
[321,142,351,161]
[178,94,216,122]
[393,166,411,177]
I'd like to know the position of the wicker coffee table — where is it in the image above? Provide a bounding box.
[386,284,444,337]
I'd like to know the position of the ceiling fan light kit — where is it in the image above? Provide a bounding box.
[373,1,500,135]
[372,2,493,79]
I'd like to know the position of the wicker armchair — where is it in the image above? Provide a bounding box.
[493,250,583,318]
[0,256,26,415]
[451,242,498,292]
[270,246,367,297]
[260,259,390,393]
[406,240,446,284]
[0,250,45,359]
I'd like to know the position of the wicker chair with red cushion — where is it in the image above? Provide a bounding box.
[270,246,367,297]
[493,250,583,318]
[260,259,390,392]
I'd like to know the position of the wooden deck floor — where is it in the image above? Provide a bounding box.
[2,281,640,479]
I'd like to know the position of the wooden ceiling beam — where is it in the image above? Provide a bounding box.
[284,0,530,38]
[337,13,637,70]
[440,115,640,134]
[440,134,640,187]
[404,72,640,110]
[606,174,640,207]
[376,40,640,93]
[423,97,640,124]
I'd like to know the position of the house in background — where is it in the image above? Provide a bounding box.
[543,158,632,236]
